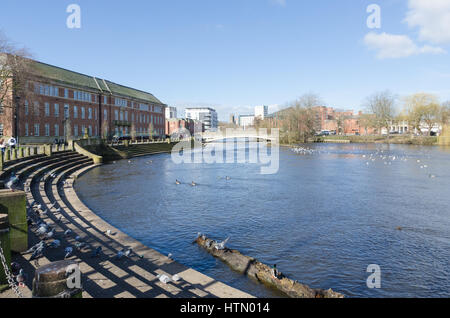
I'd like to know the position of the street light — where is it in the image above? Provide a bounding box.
[14,95,20,145]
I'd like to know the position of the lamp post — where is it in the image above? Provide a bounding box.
[14,95,20,145]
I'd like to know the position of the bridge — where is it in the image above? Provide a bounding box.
[201,129,278,143]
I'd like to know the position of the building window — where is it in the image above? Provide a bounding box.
[125,111,128,121]
[114,110,119,121]
[120,111,124,121]
[34,124,40,136]
[0,102,4,115]
[34,102,40,115]
[74,106,78,119]
[81,107,85,119]
[88,125,92,137]
[103,109,107,121]
[25,101,29,116]
[25,123,29,136]
[95,109,98,120]
[81,125,85,136]
[74,125,78,137]
[64,88,69,98]
[0,124,3,136]
[45,103,50,117]
[88,108,92,120]
[64,104,70,119]
[54,104,59,117]
[55,124,59,137]
[131,113,135,122]
[104,96,107,105]
[45,124,50,137]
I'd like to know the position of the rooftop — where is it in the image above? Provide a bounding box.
[29,59,165,105]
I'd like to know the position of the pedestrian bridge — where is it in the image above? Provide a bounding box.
[201,129,278,143]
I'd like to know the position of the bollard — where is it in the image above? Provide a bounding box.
[0,214,11,289]
[0,190,27,253]
[4,150,10,162]
[19,148,24,159]
[0,152,3,171]
[32,147,38,155]
[44,145,52,157]
[25,147,30,157]
[32,260,83,298]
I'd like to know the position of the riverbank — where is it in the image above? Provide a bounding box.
[315,135,438,145]
[1,152,253,299]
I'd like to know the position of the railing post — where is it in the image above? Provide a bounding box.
[32,260,83,298]
[11,149,17,161]
[0,214,11,288]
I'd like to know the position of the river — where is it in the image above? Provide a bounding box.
[75,143,450,298]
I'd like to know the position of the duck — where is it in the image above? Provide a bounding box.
[191,181,197,187]
[176,180,181,185]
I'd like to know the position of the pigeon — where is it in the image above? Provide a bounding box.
[64,247,74,259]
[37,225,48,236]
[124,248,133,257]
[16,269,27,286]
[115,250,125,260]
[75,236,83,242]
[172,274,181,282]
[26,241,45,254]
[75,242,86,250]
[64,229,72,236]
[11,262,21,276]
[30,244,45,260]
[214,237,230,250]
[46,229,55,239]
[49,240,61,249]
[54,207,61,213]
[6,173,19,190]
[91,246,102,258]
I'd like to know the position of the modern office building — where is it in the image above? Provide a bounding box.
[185,107,218,131]
[254,105,269,120]
[239,115,255,129]
[165,106,177,120]
[0,56,167,143]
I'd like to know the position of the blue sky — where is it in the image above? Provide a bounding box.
[1,0,449,121]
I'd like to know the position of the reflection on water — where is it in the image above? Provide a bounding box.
[75,143,450,298]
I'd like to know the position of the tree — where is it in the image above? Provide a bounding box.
[440,101,450,126]
[365,90,396,136]
[404,93,440,136]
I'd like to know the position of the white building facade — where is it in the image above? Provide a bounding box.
[185,107,218,131]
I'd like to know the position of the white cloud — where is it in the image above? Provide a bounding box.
[404,0,450,44]
[364,32,446,59]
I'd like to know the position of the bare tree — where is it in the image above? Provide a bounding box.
[365,90,396,136]
[404,93,440,136]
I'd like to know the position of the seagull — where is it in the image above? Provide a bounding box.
[64,247,74,259]
[167,253,173,260]
[214,237,230,250]
[172,274,181,282]
[226,176,231,180]
[37,225,48,236]
[157,274,172,284]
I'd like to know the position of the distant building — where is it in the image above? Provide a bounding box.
[165,106,177,119]
[185,107,218,131]
[254,105,269,120]
[165,118,203,137]
[239,115,255,129]
[230,114,237,125]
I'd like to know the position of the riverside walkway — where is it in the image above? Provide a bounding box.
[0,147,252,298]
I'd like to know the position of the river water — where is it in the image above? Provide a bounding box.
[75,143,450,298]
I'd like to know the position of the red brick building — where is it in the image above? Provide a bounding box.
[165,118,203,138]
[0,59,166,144]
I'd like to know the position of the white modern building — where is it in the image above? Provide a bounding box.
[255,105,269,120]
[165,106,177,119]
[239,115,255,129]
[185,107,218,131]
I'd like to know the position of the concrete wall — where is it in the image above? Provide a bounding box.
[0,190,27,253]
